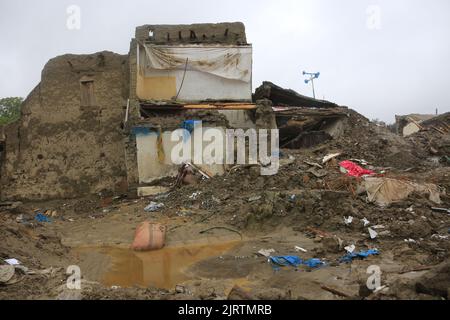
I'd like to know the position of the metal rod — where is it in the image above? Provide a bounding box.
[311,77,316,99]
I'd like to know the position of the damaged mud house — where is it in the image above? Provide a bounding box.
[0,22,449,300]
[0,22,350,200]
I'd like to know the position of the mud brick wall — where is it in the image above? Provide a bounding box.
[0,51,129,200]
[135,22,247,45]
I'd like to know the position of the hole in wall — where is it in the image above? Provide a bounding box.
[0,141,5,175]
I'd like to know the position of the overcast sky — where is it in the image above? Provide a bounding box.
[1,0,449,122]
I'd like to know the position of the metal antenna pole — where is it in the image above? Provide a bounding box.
[303,71,320,100]
[310,77,316,99]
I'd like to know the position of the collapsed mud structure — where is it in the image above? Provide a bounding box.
[0,22,259,201]
[0,22,449,301]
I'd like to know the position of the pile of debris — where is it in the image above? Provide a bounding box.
[1,81,449,301]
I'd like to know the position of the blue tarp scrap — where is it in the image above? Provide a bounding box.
[181,120,202,142]
[340,249,379,263]
[35,213,51,223]
[268,250,379,271]
[303,258,325,268]
[131,127,151,136]
[182,120,198,133]
[269,256,325,270]
[269,256,302,268]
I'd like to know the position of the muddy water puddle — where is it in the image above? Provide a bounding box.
[76,241,239,289]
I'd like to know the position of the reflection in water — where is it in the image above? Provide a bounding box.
[78,241,239,289]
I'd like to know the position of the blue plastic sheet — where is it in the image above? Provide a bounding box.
[269,256,302,268]
[303,258,325,268]
[35,213,51,223]
[182,120,198,133]
[181,120,202,142]
[269,256,325,270]
[340,249,379,263]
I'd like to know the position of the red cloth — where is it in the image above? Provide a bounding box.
[339,160,375,177]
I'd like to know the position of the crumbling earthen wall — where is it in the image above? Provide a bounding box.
[0,51,129,200]
[135,22,247,44]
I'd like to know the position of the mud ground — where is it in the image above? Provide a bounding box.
[1,110,449,300]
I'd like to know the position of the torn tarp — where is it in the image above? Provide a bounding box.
[269,256,325,270]
[358,177,442,207]
[143,45,252,82]
[340,249,379,263]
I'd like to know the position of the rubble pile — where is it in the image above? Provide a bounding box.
[143,106,450,299]
[1,94,449,300]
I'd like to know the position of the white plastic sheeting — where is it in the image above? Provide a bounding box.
[143,45,252,82]
[358,177,442,207]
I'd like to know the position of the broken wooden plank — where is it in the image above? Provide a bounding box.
[183,103,256,110]
[320,285,350,298]
[431,126,446,135]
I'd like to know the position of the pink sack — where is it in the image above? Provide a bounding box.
[339,160,375,178]
[131,221,166,251]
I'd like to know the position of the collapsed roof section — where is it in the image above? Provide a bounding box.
[395,113,449,137]
[275,107,349,149]
[252,82,348,149]
[254,81,339,109]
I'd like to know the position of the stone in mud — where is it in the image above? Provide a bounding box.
[251,203,273,220]
[255,288,291,300]
[227,285,254,300]
[0,265,15,283]
[322,236,342,253]
[391,220,433,238]
[415,261,450,299]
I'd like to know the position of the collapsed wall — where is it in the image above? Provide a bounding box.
[0,51,129,200]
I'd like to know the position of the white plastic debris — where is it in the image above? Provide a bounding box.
[368,228,378,239]
[189,192,202,200]
[344,244,356,253]
[431,234,449,240]
[362,218,370,227]
[404,239,416,243]
[350,159,369,166]
[257,249,275,257]
[322,153,341,164]
[344,216,354,225]
[339,166,348,174]
[295,246,307,253]
[248,195,262,202]
[373,285,388,293]
[4,259,21,265]
[304,160,323,169]
[144,201,164,212]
